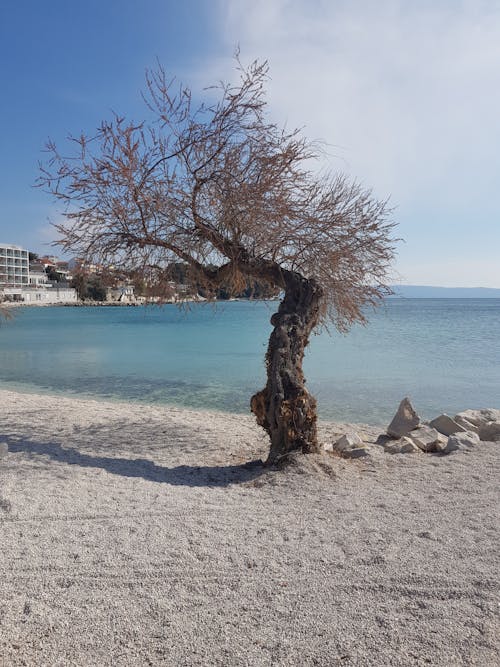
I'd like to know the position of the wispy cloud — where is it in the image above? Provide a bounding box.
[212,0,500,203]
[191,0,500,286]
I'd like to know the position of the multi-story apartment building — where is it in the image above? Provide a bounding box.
[0,244,29,286]
[1,243,78,304]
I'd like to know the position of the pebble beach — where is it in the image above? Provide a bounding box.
[0,388,499,666]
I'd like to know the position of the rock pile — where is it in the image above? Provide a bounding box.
[383,400,500,456]
[323,400,500,459]
[386,397,420,438]
[324,431,369,458]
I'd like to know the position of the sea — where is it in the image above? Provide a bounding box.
[0,299,498,424]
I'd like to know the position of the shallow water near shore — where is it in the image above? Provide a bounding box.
[0,298,498,423]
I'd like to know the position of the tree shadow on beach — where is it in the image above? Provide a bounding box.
[5,437,266,487]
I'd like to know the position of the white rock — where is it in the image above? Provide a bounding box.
[387,398,420,438]
[410,426,443,453]
[400,438,422,454]
[454,409,500,428]
[478,421,500,442]
[453,415,480,434]
[323,442,334,452]
[434,438,448,453]
[442,431,480,453]
[384,441,402,454]
[341,447,370,459]
[333,431,363,452]
[384,436,421,454]
[429,414,467,437]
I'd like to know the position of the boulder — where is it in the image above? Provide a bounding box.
[341,447,370,459]
[478,421,500,442]
[0,442,7,458]
[400,438,422,454]
[453,415,479,434]
[429,414,467,437]
[333,431,363,452]
[383,441,401,454]
[410,426,444,453]
[440,431,480,454]
[454,409,500,428]
[384,436,421,454]
[387,398,420,438]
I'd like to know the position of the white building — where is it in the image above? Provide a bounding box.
[0,244,29,287]
[28,262,49,286]
[1,243,77,304]
[3,286,78,304]
[22,286,77,304]
[105,285,136,303]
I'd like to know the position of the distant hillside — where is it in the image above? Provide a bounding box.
[390,285,500,298]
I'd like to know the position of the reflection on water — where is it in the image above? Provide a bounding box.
[0,300,498,423]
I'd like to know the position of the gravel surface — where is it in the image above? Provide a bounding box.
[0,389,499,666]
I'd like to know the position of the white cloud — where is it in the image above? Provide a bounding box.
[398,256,500,288]
[191,0,500,286]
[212,0,500,201]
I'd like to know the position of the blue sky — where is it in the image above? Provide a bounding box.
[1,0,499,287]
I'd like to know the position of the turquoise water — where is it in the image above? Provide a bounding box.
[0,299,498,423]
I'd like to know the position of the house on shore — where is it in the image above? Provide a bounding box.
[0,243,77,304]
[105,285,136,303]
[4,285,78,304]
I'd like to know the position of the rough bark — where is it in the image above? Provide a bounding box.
[251,272,324,465]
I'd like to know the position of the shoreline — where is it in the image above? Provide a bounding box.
[1,388,499,665]
[0,386,384,449]
[0,296,282,309]
[0,381,390,427]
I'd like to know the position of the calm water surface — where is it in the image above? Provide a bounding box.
[0,299,498,423]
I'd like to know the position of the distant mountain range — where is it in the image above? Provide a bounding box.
[390,285,500,298]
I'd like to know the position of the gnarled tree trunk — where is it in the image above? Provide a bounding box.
[251,271,324,465]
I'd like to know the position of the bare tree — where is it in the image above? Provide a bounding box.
[39,59,396,465]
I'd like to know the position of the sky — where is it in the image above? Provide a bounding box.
[0,0,499,287]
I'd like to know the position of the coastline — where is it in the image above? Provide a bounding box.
[1,389,499,665]
[0,296,280,309]
[1,300,144,309]
[2,298,499,426]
